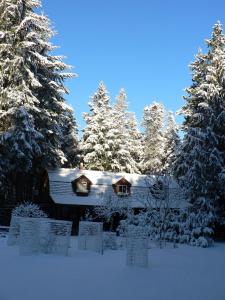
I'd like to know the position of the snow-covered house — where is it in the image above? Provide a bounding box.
[46,168,185,232]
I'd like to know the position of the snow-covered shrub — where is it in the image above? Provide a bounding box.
[118,211,150,238]
[196,237,213,248]
[165,210,214,247]
[126,208,215,248]
[12,202,48,218]
[95,191,130,231]
[179,234,190,244]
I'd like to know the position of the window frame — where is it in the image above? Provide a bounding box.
[118,185,128,195]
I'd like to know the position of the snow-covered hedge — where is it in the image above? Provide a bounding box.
[12,202,48,218]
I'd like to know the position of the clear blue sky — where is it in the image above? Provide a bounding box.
[41,0,225,132]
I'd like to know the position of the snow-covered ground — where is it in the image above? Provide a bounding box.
[0,236,224,300]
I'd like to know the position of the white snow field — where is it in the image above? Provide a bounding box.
[0,236,224,300]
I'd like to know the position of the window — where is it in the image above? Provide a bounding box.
[76,180,88,193]
[72,176,92,196]
[118,185,128,195]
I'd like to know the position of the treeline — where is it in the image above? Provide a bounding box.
[80,81,180,175]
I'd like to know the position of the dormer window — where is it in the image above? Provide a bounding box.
[112,177,131,197]
[71,175,92,196]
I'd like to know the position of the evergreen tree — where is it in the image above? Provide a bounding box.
[174,22,225,234]
[0,0,78,198]
[61,105,79,168]
[82,85,141,173]
[141,101,165,174]
[163,111,180,173]
[81,81,114,171]
[126,112,143,170]
[114,88,128,113]
[111,88,140,173]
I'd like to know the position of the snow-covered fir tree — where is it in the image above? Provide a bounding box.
[82,84,140,173]
[81,81,114,171]
[174,22,225,238]
[114,88,128,113]
[126,112,143,171]
[111,88,140,173]
[61,105,79,168]
[163,111,180,173]
[0,0,78,198]
[0,106,42,172]
[141,101,165,174]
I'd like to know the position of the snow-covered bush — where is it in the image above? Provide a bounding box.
[164,210,214,247]
[95,191,131,231]
[12,202,48,218]
[195,237,213,248]
[120,207,214,248]
[118,211,150,238]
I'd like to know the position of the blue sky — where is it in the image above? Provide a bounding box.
[41,0,225,132]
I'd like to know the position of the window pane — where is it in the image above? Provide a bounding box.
[118,185,127,193]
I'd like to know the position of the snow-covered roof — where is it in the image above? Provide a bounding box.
[48,168,185,208]
[48,168,149,187]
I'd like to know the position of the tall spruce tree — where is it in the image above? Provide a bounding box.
[163,111,180,173]
[61,105,79,168]
[141,102,165,174]
[174,22,225,235]
[81,81,114,171]
[126,112,143,170]
[0,0,78,199]
[111,88,140,173]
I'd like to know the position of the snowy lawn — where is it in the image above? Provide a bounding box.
[0,237,224,300]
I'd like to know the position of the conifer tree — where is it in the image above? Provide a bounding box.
[81,81,114,171]
[114,88,128,113]
[0,0,78,198]
[163,111,180,173]
[82,85,141,173]
[126,112,143,170]
[61,105,79,168]
[111,88,140,173]
[141,102,165,174]
[174,22,225,235]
